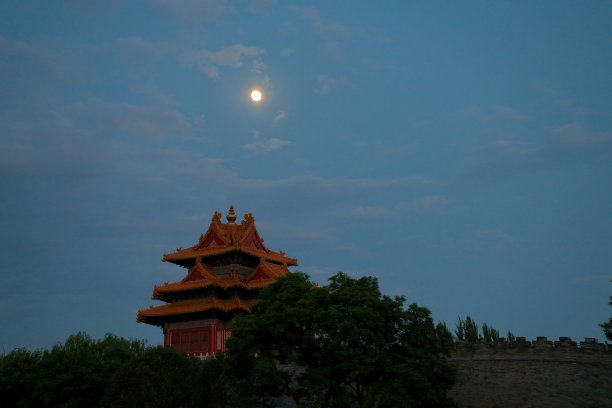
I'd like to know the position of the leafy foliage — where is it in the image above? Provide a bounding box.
[600,296,612,341]
[102,346,206,408]
[455,316,503,344]
[481,323,500,344]
[0,332,226,408]
[225,272,457,407]
[455,316,479,343]
[454,317,465,341]
[0,332,146,408]
[0,347,41,408]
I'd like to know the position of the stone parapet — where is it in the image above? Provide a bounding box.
[449,337,612,407]
[453,336,608,354]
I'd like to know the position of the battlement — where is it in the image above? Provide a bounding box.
[453,336,609,355]
[449,336,612,407]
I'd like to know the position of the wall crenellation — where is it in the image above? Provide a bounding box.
[449,336,612,407]
[454,336,609,353]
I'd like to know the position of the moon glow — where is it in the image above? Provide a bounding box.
[250,89,263,102]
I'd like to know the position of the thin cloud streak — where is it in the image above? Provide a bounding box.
[152,0,227,21]
[243,137,290,152]
[179,44,266,79]
[271,111,286,127]
[462,123,612,182]
[316,74,350,94]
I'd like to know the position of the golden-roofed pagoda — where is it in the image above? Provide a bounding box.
[137,206,298,355]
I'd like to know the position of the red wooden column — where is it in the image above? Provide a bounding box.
[210,324,216,354]
[164,328,171,347]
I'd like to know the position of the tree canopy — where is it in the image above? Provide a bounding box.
[600,296,612,341]
[0,333,147,408]
[0,332,225,408]
[454,316,510,344]
[225,272,457,408]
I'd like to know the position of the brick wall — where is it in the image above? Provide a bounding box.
[448,338,612,407]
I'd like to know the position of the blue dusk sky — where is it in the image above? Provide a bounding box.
[1,1,612,351]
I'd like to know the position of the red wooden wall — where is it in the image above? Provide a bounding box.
[165,326,231,355]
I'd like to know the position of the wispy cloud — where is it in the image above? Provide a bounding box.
[443,227,521,255]
[242,129,289,152]
[376,143,415,158]
[115,36,167,59]
[245,175,426,192]
[293,7,350,38]
[271,111,286,127]
[0,106,108,174]
[341,206,393,220]
[280,48,294,57]
[251,58,266,74]
[0,35,80,79]
[292,6,351,61]
[362,58,402,72]
[248,0,276,13]
[0,96,199,175]
[547,123,612,158]
[316,74,350,94]
[69,98,193,140]
[415,195,448,208]
[243,137,290,152]
[179,44,266,79]
[455,105,527,122]
[339,194,447,221]
[463,123,612,182]
[152,0,227,21]
[534,80,586,115]
[478,228,518,243]
[67,0,121,12]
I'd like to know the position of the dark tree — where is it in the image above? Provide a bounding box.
[225,272,457,407]
[102,346,206,408]
[455,316,479,343]
[600,296,612,341]
[0,347,41,408]
[0,332,145,408]
[0,332,231,408]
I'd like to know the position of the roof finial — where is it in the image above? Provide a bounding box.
[226,205,237,224]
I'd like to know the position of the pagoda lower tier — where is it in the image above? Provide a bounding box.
[137,207,298,355]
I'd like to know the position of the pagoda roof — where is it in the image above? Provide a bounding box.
[163,207,298,267]
[137,296,255,326]
[152,259,290,302]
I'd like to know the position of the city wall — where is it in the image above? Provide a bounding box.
[448,337,612,408]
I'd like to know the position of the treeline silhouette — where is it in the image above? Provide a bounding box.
[0,332,227,407]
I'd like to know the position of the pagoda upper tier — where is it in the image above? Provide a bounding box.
[163,206,298,269]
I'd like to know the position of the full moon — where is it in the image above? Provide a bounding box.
[250,89,263,102]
